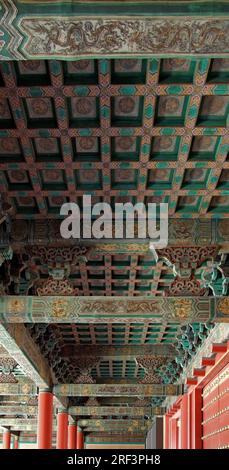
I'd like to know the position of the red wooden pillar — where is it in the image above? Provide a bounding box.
[170,419,178,449]
[68,422,77,449]
[14,436,19,449]
[187,392,192,449]
[181,394,189,449]
[190,387,202,449]
[176,419,181,449]
[37,389,53,449]
[77,428,84,449]
[193,387,202,449]
[164,414,170,449]
[56,410,68,449]
[3,430,11,449]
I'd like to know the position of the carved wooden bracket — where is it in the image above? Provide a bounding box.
[136,356,168,384]
[74,357,100,385]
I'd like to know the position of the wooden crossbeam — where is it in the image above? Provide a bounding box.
[0,296,222,324]
[0,324,52,388]
[0,383,37,396]
[0,418,37,427]
[0,405,37,415]
[54,383,183,397]
[69,406,165,416]
[62,344,175,358]
[0,324,68,409]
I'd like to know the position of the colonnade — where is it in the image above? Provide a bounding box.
[2,390,84,449]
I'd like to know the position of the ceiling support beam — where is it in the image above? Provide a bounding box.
[0,396,36,404]
[78,420,151,432]
[0,418,37,427]
[0,405,37,416]
[53,383,183,397]
[0,418,148,429]
[0,323,52,388]
[0,383,37,396]
[86,435,145,444]
[0,296,225,323]
[0,323,68,409]
[1,219,227,249]
[62,344,175,358]
[1,2,229,62]
[7,423,149,433]
[69,406,165,417]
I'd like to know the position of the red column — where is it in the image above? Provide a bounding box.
[3,430,11,449]
[14,437,19,449]
[68,422,77,449]
[37,390,53,449]
[56,410,68,449]
[76,428,84,449]
[181,394,188,449]
[193,387,202,449]
[187,391,192,448]
[164,415,170,449]
[170,419,177,449]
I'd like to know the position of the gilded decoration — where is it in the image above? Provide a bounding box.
[37,278,78,296]
[136,356,169,384]
[218,220,229,240]
[7,298,26,315]
[51,298,74,319]
[218,298,229,315]
[0,296,216,323]
[1,220,228,248]
[0,357,18,384]
[80,299,162,315]
[171,298,193,319]
[13,18,229,58]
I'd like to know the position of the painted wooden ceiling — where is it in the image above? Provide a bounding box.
[0,58,228,219]
[0,56,228,443]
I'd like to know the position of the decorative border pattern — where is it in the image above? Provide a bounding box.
[1,219,228,249]
[68,405,165,417]
[0,295,219,323]
[18,17,229,58]
[0,1,229,59]
[53,383,184,397]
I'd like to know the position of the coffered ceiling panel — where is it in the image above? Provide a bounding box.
[0,58,228,219]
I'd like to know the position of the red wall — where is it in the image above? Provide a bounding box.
[164,342,229,449]
[202,362,229,448]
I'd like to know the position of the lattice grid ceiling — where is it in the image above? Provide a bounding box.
[0,58,228,219]
[58,323,180,345]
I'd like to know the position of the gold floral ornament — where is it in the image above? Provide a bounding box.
[218,220,229,240]
[166,385,176,395]
[218,298,229,315]
[8,298,26,315]
[96,243,149,253]
[51,298,73,319]
[22,383,33,394]
[172,298,192,319]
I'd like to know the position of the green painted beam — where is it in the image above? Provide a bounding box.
[0,418,37,427]
[69,406,165,417]
[0,383,37,396]
[1,219,227,248]
[54,383,183,397]
[1,2,229,60]
[0,295,222,323]
[0,396,36,404]
[0,405,37,416]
